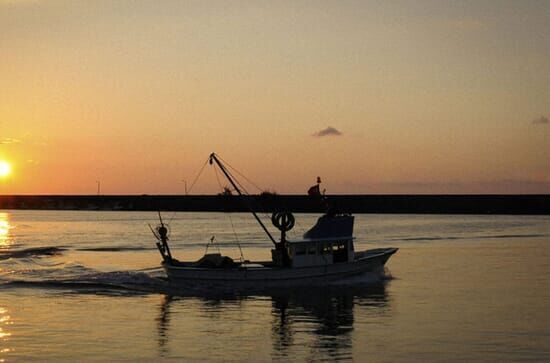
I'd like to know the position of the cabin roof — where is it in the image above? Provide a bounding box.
[287,236,354,244]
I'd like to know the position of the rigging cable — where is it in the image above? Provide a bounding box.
[187,156,210,194]
[220,160,274,232]
[216,154,264,193]
[167,156,210,225]
[213,165,245,261]
[228,213,245,262]
[215,155,275,223]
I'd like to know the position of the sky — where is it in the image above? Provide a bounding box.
[1,0,549,194]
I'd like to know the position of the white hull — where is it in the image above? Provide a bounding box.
[163,247,397,288]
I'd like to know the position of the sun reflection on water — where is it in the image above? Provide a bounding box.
[0,307,11,343]
[0,213,12,248]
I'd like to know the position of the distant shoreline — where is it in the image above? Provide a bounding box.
[0,195,548,215]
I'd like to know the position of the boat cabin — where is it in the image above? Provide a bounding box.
[286,237,355,267]
[279,214,356,268]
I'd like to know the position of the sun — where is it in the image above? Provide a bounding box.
[0,161,12,178]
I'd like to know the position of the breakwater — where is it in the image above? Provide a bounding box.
[0,195,548,214]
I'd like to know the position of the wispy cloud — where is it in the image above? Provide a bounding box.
[445,18,488,32]
[532,116,549,125]
[312,126,342,137]
[0,0,41,5]
[0,138,21,144]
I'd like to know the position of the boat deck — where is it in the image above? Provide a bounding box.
[166,247,398,270]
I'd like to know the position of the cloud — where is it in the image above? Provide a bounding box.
[0,138,21,144]
[0,0,41,5]
[312,126,342,137]
[532,116,549,124]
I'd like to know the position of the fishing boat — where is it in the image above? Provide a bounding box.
[152,153,397,288]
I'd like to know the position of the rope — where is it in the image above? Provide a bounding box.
[167,156,209,225]
[213,165,245,261]
[187,157,210,194]
[228,213,245,262]
[214,156,276,227]
[217,154,264,193]
[213,164,226,194]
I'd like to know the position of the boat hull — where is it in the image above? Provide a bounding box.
[162,247,398,288]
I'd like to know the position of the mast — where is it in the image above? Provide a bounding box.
[209,153,277,245]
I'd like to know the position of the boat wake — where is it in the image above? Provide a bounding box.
[0,262,394,296]
[0,266,170,295]
[0,246,66,260]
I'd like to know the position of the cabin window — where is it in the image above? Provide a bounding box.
[295,245,306,255]
[321,243,332,254]
[333,241,349,263]
[336,242,345,250]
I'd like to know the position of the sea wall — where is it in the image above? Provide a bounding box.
[0,195,548,215]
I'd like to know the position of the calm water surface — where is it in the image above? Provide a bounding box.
[0,211,549,362]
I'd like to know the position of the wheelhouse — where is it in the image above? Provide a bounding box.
[286,237,355,267]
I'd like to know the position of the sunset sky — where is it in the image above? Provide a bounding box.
[1,1,549,194]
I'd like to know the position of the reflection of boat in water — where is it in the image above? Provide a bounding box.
[152,153,397,288]
[156,285,391,360]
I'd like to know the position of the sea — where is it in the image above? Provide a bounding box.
[0,210,549,362]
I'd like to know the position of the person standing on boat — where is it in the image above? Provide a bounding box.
[308,176,324,196]
[308,177,340,216]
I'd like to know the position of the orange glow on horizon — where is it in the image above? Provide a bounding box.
[1,2,549,194]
